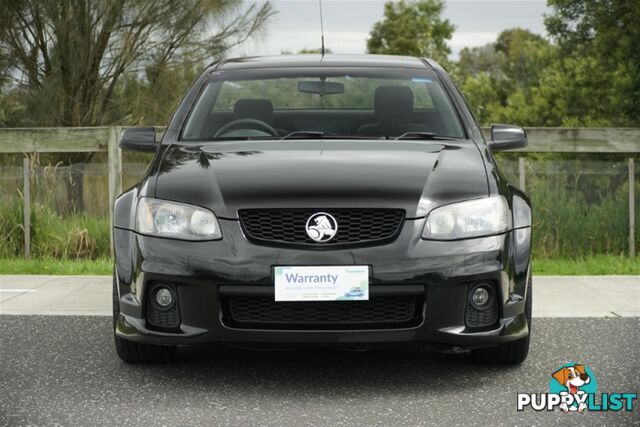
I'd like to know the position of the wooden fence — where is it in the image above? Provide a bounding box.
[0,127,638,257]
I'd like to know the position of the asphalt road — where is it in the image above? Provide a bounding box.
[0,316,638,426]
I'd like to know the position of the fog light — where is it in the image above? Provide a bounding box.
[155,287,173,308]
[469,284,493,310]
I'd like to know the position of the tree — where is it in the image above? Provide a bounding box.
[494,29,552,89]
[0,0,273,212]
[544,0,640,125]
[119,61,203,126]
[456,3,639,128]
[471,1,640,127]
[455,29,554,126]
[457,44,507,82]
[366,0,454,64]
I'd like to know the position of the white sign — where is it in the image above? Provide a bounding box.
[274,266,369,301]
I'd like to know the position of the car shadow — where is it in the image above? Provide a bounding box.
[122,343,523,396]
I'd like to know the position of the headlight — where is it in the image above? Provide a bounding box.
[422,196,510,240]
[136,198,222,240]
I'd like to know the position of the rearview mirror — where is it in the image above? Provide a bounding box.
[298,80,345,95]
[488,124,527,151]
[120,127,157,152]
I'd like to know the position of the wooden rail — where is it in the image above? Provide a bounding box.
[0,126,638,257]
[1,127,639,153]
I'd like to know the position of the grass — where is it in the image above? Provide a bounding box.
[0,255,637,276]
[0,197,110,259]
[0,258,112,275]
[533,255,640,275]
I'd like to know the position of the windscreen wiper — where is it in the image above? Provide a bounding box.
[281,131,385,140]
[281,131,325,140]
[394,132,460,141]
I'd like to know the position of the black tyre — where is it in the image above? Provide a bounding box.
[470,275,532,365]
[113,272,175,363]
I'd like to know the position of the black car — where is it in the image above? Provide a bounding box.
[113,54,532,365]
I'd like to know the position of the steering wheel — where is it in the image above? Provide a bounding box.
[214,118,278,138]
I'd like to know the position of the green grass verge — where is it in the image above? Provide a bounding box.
[0,255,637,276]
[532,255,640,275]
[0,258,112,275]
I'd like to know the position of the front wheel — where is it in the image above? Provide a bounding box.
[113,272,175,363]
[470,275,532,365]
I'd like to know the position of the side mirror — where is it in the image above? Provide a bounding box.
[488,124,527,151]
[119,127,157,152]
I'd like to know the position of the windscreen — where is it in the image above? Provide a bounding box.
[182,67,465,141]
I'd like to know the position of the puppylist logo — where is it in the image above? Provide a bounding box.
[517,363,637,413]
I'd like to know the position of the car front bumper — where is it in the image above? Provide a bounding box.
[113,218,531,351]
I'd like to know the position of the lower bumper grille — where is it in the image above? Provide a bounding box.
[465,304,498,328]
[465,300,498,329]
[222,294,423,330]
[145,283,180,330]
[147,304,179,329]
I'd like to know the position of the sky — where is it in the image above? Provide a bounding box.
[233,0,550,59]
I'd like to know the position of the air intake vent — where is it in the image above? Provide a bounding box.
[223,295,422,330]
[465,301,498,328]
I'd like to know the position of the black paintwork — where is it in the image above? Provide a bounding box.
[113,54,532,350]
[218,54,429,70]
[148,140,488,220]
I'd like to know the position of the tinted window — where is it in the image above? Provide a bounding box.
[213,77,435,110]
[182,67,465,140]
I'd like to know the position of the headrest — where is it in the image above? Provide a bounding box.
[234,99,274,124]
[374,86,414,124]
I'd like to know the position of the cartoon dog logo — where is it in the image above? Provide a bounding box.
[552,364,591,412]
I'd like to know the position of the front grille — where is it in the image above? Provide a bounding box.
[222,295,422,330]
[239,209,405,248]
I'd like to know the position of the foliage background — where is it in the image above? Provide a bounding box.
[0,0,638,262]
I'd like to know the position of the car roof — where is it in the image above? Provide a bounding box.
[214,54,431,71]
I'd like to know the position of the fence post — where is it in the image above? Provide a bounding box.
[630,157,636,257]
[22,156,31,259]
[108,126,122,256]
[518,157,526,191]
